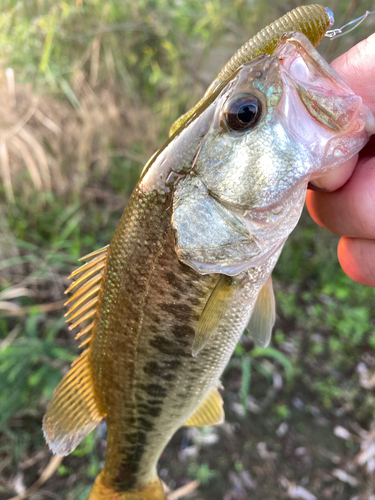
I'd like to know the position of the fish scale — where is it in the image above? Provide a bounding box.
[89,185,267,491]
[90,188,217,490]
[42,5,375,499]
[117,234,277,488]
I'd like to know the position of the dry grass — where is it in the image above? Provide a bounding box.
[0,64,162,332]
[0,69,52,202]
[0,67,161,204]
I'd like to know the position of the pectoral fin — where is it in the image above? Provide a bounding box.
[185,386,224,426]
[193,274,236,356]
[247,276,275,348]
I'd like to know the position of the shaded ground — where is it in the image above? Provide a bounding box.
[162,384,372,499]
[3,369,375,499]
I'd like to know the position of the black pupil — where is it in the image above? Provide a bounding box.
[225,95,262,131]
[238,104,256,123]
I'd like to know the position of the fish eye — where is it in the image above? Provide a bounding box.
[223,94,262,132]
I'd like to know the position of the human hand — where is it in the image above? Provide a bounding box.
[306,34,375,287]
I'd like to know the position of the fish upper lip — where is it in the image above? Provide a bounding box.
[274,31,373,136]
[275,31,353,97]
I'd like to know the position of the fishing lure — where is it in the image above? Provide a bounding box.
[169,4,333,136]
[325,8,375,38]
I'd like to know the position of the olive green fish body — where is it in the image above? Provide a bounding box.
[92,188,218,490]
[91,135,276,491]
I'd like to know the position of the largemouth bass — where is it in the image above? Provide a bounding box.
[43,6,374,500]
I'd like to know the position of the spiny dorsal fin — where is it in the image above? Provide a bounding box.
[185,385,224,426]
[247,276,275,348]
[43,245,109,456]
[192,274,237,356]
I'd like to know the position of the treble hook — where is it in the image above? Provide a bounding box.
[325,9,375,39]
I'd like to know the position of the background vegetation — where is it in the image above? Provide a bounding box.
[1,0,375,499]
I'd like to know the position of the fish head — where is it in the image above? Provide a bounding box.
[195,31,374,211]
[172,32,374,275]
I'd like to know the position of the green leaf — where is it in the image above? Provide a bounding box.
[250,346,294,386]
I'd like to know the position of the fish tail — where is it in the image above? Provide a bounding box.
[88,472,167,500]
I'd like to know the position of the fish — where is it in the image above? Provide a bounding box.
[42,5,375,500]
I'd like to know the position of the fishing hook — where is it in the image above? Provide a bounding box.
[325,9,375,39]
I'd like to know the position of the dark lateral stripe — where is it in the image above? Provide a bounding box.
[161,302,194,320]
[146,311,162,324]
[149,336,191,357]
[190,297,202,307]
[147,398,164,406]
[171,324,195,339]
[164,271,184,289]
[142,361,176,382]
[139,383,168,398]
[125,433,138,444]
[142,361,158,375]
[137,404,162,418]
[137,417,154,431]
[116,431,149,486]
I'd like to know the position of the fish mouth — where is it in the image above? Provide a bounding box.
[275,31,366,134]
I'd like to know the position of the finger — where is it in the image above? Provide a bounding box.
[310,33,375,192]
[306,156,375,238]
[331,32,375,114]
[338,237,375,287]
[308,154,358,192]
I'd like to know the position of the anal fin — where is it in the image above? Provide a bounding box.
[185,386,224,427]
[247,276,275,348]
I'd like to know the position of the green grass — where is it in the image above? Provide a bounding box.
[1,0,375,498]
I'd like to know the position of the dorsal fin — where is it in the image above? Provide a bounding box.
[43,246,109,456]
[192,275,237,356]
[247,276,275,348]
[184,385,224,427]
